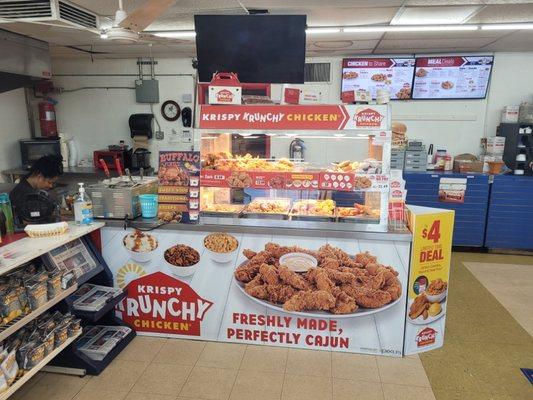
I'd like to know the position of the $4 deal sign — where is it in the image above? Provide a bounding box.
[119,271,213,336]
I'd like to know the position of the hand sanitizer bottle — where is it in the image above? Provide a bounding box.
[74,183,93,225]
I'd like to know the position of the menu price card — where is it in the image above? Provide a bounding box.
[412,56,493,99]
[341,58,415,100]
[158,151,200,224]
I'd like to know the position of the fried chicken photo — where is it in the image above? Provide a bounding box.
[235,243,402,315]
[283,290,336,312]
[409,294,429,319]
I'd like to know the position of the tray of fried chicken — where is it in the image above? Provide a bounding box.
[336,203,380,223]
[234,243,402,316]
[201,203,245,217]
[203,152,295,172]
[242,198,291,219]
[290,199,336,221]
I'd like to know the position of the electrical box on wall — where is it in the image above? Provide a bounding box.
[135,79,159,103]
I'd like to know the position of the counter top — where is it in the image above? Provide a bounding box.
[104,217,413,242]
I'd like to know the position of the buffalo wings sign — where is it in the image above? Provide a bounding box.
[199,104,390,130]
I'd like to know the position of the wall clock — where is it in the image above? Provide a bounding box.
[161,100,181,121]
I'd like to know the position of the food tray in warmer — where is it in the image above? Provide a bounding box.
[289,201,336,222]
[336,207,380,224]
[242,198,291,220]
[201,204,245,218]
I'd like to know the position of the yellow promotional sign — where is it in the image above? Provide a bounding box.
[408,210,454,299]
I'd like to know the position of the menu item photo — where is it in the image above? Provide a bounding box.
[412,56,493,99]
[234,243,402,316]
[341,58,415,100]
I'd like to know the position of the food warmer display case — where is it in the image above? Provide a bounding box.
[197,104,392,232]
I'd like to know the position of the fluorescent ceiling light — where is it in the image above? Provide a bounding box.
[343,25,478,33]
[153,31,196,38]
[481,23,533,30]
[100,32,108,39]
[306,28,341,34]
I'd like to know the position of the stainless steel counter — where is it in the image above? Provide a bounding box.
[103,217,413,242]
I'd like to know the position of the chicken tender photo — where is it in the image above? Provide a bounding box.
[234,243,403,315]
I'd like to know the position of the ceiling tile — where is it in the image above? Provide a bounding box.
[392,5,483,24]
[378,37,496,49]
[468,4,533,23]
[481,29,533,51]
[309,39,380,50]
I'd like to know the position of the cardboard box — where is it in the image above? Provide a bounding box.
[501,106,519,123]
[208,72,242,105]
[453,154,484,173]
[486,137,505,155]
[283,88,301,104]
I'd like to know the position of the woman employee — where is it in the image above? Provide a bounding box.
[9,155,63,225]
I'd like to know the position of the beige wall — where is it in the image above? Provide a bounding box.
[0,88,31,182]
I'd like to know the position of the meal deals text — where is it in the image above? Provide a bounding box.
[227,313,350,349]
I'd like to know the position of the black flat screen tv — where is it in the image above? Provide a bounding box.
[194,15,306,84]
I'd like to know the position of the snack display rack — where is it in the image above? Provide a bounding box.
[197,104,393,232]
[0,222,135,399]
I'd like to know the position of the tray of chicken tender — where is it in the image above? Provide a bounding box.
[336,204,380,224]
[201,204,245,218]
[242,198,291,220]
[289,200,336,222]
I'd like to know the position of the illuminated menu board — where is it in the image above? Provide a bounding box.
[412,56,493,99]
[341,58,415,100]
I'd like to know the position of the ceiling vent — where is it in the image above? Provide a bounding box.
[305,62,332,83]
[0,0,99,30]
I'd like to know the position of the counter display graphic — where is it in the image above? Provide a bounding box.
[102,227,411,355]
[101,205,452,356]
[341,58,415,100]
[412,56,493,99]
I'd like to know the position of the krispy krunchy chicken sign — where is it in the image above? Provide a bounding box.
[118,272,213,336]
[199,105,390,130]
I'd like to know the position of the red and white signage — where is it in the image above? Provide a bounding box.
[413,56,493,99]
[416,327,437,347]
[208,72,242,105]
[341,58,415,100]
[118,272,213,336]
[199,104,390,131]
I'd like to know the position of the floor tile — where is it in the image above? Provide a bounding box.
[333,378,384,400]
[196,342,246,369]
[36,372,90,390]
[83,360,149,392]
[332,352,380,382]
[285,348,332,377]
[179,366,238,400]
[16,382,82,400]
[229,370,284,400]
[153,339,206,366]
[377,357,431,388]
[125,393,177,400]
[117,336,167,363]
[131,363,192,395]
[382,383,436,400]
[239,345,288,373]
[282,374,332,400]
[73,387,128,400]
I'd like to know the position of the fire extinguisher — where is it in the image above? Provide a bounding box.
[38,100,58,138]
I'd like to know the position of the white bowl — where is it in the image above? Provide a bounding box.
[424,290,447,303]
[165,258,199,277]
[123,234,158,263]
[279,252,318,272]
[204,246,238,264]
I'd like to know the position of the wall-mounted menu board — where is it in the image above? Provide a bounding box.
[341,58,415,100]
[412,56,493,99]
